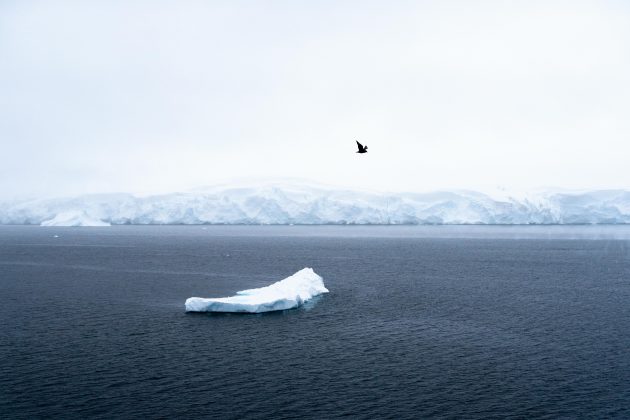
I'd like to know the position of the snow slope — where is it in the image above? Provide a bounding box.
[2,184,630,225]
[185,268,328,313]
[40,210,110,227]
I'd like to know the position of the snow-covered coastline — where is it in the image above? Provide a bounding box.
[40,210,110,227]
[2,184,630,226]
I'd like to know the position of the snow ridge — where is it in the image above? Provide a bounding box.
[2,185,630,225]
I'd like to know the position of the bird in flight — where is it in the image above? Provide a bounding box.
[355,140,368,154]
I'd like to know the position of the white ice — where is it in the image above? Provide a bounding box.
[40,210,110,227]
[185,268,329,313]
[3,183,630,225]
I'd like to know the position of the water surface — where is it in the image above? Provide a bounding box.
[1,226,629,418]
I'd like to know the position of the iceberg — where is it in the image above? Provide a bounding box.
[185,268,328,313]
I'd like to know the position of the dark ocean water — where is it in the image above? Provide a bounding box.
[1,225,629,419]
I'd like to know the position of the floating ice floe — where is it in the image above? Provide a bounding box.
[185,268,328,313]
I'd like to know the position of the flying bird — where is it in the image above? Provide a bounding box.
[355,140,368,154]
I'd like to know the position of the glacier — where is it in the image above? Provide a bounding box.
[185,268,328,313]
[40,210,110,227]
[2,184,630,225]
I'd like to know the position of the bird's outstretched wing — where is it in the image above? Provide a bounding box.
[356,140,364,150]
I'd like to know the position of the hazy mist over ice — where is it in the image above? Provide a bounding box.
[1,1,630,199]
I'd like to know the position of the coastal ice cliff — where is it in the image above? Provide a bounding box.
[40,210,110,227]
[2,184,630,225]
[185,268,328,313]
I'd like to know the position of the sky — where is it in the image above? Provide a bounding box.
[1,0,630,199]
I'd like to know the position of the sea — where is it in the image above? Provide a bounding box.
[1,225,629,419]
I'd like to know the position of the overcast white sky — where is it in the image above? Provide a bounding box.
[1,0,629,199]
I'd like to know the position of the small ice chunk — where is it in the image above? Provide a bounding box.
[185,268,328,313]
